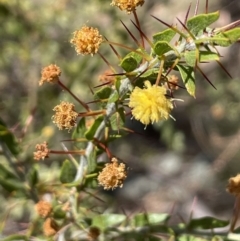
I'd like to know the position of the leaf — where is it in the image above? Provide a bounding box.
[177,235,208,241]
[2,234,28,241]
[0,176,26,193]
[108,91,119,103]
[214,28,240,47]
[87,147,97,173]
[92,214,126,231]
[85,115,104,140]
[60,159,76,183]
[153,41,175,56]
[187,11,219,36]
[0,118,21,155]
[53,205,66,219]
[94,86,112,108]
[72,117,87,149]
[0,163,18,180]
[119,51,142,72]
[187,216,229,230]
[27,166,39,187]
[177,64,195,97]
[132,213,170,227]
[109,107,125,131]
[153,28,176,43]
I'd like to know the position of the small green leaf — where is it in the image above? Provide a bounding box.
[94,86,112,107]
[87,147,97,173]
[92,214,126,231]
[0,118,21,155]
[60,159,76,183]
[85,115,104,140]
[109,107,125,131]
[27,166,39,187]
[187,11,219,36]
[177,235,208,241]
[177,64,195,97]
[153,28,176,43]
[214,28,240,46]
[120,51,142,72]
[108,91,119,103]
[0,163,18,179]
[187,216,229,230]
[153,41,174,56]
[132,213,169,227]
[0,176,26,193]
[2,234,28,241]
[72,117,87,149]
[184,51,197,67]
[53,205,66,219]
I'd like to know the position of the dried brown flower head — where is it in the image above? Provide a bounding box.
[43,218,59,237]
[98,69,116,85]
[227,174,240,195]
[111,0,145,14]
[39,64,61,86]
[52,101,78,131]
[88,226,101,240]
[70,26,103,56]
[167,75,179,91]
[97,157,127,190]
[35,200,52,218]
[34,142,50,161]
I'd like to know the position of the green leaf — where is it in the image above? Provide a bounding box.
[187,11,219,36]
[0,176,26,193]
[27,166,39,187]
[0,163,18,180]
[214,28,240,47]
[0,118,21,155]
[87,147,97,173]
[109,107,125,131]
[153,41,175,56]
[85,115,104,140]
[177,64,195,97]
[60,159,76,183]
[92,214,126,231]
[94,86,112,108]
[177,235,208,241]
[53,205,66,219]
[187,216,229,230]
[184,51,219,67]
[132,213,170,227]
[2,234,28,241]
[72,117,87,149]
[119,51,142,72]
[153,28,176,43]
[108,91,119,103]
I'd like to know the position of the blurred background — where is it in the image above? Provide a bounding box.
[1,0,240,234]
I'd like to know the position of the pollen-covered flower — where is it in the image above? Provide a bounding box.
[227,174,240,195]
[111,0,145,14]
[97,157,127,190]
[129,80,173,125]
[70,26,103,55]
[35,200,52,218]
[43,218,58,237]
[52,101,78,131]
[39,64,61,86]
[34,142,50,161]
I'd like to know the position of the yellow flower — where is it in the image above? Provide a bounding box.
[129,81,173,125]
[52,101,78,131]
[227,174,240,196]
[70,26,103,56]
[97,158,127,190]
[111,0,145,14]
[39,64,61,86]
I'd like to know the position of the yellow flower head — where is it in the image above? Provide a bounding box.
[70,26,103,56]
[129,81,173,125]
[111,0,145,14]
[52,101,78,131]
[227,174,240,196]
[97,158,127,190]
[39,64,61,86]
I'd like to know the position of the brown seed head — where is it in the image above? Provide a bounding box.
[39,64,61,86]
[97,157,127,190]
[98,69,116,85]
[70,26,103,56]
[111,0,145,14]
[52,101,78,131]
[43,218,59,237]
[227,174,240,196]
[167,75,179,91]
[35,200,52,218]
[34,141,50,161]
[88,226,101,241]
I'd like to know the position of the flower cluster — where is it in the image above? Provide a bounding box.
[129,80,173,125]
[97,158,127,190]
[43,218,59,237]
[70,26,103,55]
[52,101,78,131]
[111,0,145,14]
[34,142,50,161]
[227,174,240,196]
[35,200,52,218]
[39,64,61,86]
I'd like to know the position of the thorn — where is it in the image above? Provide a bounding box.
[133,10,145,48]
[194,0,199,16]
[216,60,232,78]
[205,0,209,14]
[104,36,121,60]
[184,2,192,25]
[176,17,195,39]
[196,65,217,89]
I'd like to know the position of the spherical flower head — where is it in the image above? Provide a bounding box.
[70,26,103,56]
[35,200,52,218]
[129,80,173,125]
[39,64,61,86]
[43,218,58,237]
[227,174,240,196]
[34,141,50,161]
[111,0,145,14]
[97,158,127,190]
[52,101,78,131]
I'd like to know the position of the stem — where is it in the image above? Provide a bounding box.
[50,150,85,155]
